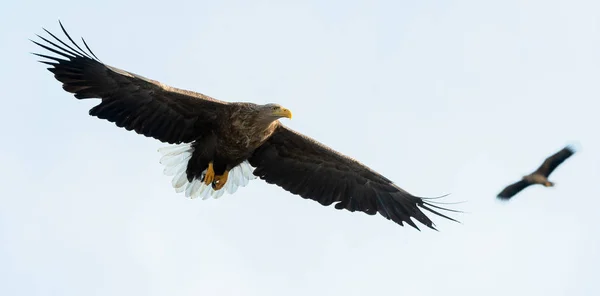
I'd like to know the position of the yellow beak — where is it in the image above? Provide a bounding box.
[274,108,292,119]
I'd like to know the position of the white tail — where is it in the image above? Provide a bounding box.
[157,143,257,199]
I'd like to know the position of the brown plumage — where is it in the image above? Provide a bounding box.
[31,21,460,231]
[497,145,576,200]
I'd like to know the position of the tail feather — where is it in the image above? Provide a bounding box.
[158,142,257,199]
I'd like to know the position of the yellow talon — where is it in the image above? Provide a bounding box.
[212,169,229,190]
[203,162,215,185]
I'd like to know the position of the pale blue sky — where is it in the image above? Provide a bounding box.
[1,0,599,295]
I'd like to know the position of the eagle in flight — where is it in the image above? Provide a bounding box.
[497,145,576,200]
[31,21,459,230]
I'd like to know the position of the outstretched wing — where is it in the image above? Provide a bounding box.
[534,146,576,177]
[249,124,460,230]
[32,21,230,144]
[497,179,532,200]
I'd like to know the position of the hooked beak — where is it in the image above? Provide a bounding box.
[273,107,292,119]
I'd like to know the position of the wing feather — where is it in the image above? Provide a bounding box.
[249,124,460,230]
[534,146,576,177]
[32,21,230,144]
[497,179,532,200]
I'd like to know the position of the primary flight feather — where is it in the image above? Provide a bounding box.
[32,21,460,230]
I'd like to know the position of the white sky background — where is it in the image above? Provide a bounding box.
[1,0,599,295]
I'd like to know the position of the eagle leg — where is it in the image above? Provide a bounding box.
[212,169,229,190]
[202,162,216,185]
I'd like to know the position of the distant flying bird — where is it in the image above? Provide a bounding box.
[31,21,459,230]
[497,145,576,200]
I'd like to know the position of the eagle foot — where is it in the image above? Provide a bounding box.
[202,162,215,185]
[212,170,229,190]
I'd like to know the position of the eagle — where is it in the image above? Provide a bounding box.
[31,21,459,230]
[497,145,576,200]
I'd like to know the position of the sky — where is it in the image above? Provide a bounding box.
[1,0,599,295]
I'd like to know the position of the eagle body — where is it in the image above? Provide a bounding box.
[523,174,553,187]
[497,145,576,200]
[32,21,459,230]
[217,103,280,163]
[188,103,281,178]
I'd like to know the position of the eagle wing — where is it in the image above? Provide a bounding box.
[249,124,460,230]
[533,146,576,177]
[497,179,532,200]
[32,21,229,144]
